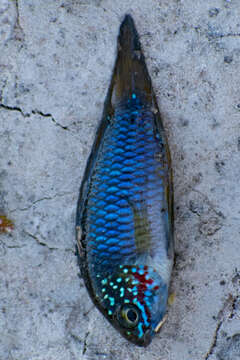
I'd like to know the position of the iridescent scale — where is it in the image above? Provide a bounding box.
[85,95,167,268]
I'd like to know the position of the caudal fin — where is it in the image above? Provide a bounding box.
[111,14,153,103]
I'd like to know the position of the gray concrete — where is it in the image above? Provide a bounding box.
[0,0,239,359]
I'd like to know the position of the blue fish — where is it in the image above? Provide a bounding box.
[76,14,174,346]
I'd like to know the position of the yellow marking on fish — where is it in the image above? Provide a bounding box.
[132,206,151,253]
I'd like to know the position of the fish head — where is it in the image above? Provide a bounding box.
[95,264,168,346]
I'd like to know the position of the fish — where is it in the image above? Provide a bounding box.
[76,14,174,347]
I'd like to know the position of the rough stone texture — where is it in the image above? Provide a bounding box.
[0,0,239,359]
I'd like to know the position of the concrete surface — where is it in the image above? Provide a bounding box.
[0,0,239,359]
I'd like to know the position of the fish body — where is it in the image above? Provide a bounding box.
[76,14,174,346]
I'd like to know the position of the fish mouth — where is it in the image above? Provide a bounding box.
[154,314,168,333]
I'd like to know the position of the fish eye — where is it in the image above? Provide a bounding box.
[117,304,140,328]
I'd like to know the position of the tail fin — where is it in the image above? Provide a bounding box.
[111,14,153,103]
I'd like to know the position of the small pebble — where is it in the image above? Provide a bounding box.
[224,55,233,64]
[209,8,220,17]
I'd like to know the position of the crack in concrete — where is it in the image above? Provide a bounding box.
[0,81,8,104]
[10,191,74,213]
[192,24,240,45]
[207,32,240,40]
[188,188,225,236]
[65,300,82,333]
[24,230,74,253]
[83,305,94,317]
[191,188,225,219]
[193,24,240,40]
[0,103,27,117]
[24,230,59,250]
[82,331,90,355]
[0,103,70,131]
[5,244,25,249]
[229,295,239,320]
[204,294,238,360]
[0,240,26,250]
[13,0,25,41]
[205,321,223,360]
[14,0,20,24]
[32,109,69,131]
